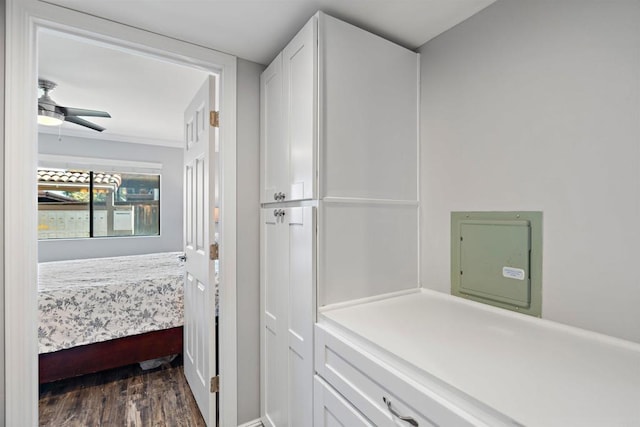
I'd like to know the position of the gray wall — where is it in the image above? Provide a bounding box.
[236,58,263,425]
[38,134,183,261]
[1,0,5,422]
[419,0,640,342]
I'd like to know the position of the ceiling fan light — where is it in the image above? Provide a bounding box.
[37,109,64,126]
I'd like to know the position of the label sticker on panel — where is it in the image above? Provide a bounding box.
[502,267,525,281]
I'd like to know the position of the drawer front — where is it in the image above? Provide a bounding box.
[315,324,511,427]
[314,375,373,427]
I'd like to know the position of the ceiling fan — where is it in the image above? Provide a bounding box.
[37,78,111,132]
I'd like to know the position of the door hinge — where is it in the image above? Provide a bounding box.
[210,110,219,128]
[210,375,220,393]
[210,243,219,260]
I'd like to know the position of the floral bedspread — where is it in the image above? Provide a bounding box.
[38,252,185,354]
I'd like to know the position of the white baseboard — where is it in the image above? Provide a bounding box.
[238,419,263,427]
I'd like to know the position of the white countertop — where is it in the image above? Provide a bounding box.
[320,289,640,427]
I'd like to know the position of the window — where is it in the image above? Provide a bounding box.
[38,168,160,239]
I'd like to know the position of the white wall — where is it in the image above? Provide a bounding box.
[236,58,263,425]
[419,0,640,343]
[38,134,183,261]
[0,0,6,421]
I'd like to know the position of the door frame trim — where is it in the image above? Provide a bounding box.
[4,1,237,425]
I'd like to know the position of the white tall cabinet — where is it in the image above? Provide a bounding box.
[260,11,419,427]
[260,13,317,427]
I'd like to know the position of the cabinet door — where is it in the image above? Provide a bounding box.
[287,206,315,426]
[282,17,317,201]
[261,206,316,427]
[314,376,373,427]
[260,208,288,426]
[260,54,287,204]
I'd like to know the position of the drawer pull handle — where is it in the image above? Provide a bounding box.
[383,397,419,427]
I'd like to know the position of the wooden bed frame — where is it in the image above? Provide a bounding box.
[39,326,183,384]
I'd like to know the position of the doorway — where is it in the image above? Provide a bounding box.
[4,2,238,425]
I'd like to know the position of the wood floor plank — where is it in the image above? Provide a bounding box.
[39,357,206,427]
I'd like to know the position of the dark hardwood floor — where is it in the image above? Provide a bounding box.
[39,356,206,427]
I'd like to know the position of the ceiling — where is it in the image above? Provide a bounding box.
[39,31,210,146]
[38,0,496,145]
[46,0,496,65]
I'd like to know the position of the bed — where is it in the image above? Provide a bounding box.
[38,252,185,383]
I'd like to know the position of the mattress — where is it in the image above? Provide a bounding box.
[38,252,185,354]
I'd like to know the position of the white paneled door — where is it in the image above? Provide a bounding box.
[261,207,288,427]
[261,206,315,427]
[282,18,316,202]
[260,53,285,204]
[184,75,218,426]
[260,16,317,204]
[287,206,315,427]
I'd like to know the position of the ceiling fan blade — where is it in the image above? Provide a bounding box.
[59,106,111,118]
[64,116,106,132]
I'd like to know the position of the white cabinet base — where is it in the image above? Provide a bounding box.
[317,289,640,426]
[314,376,372,427]
[315,323,491,427]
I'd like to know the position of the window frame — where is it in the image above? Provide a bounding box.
[37,155,164,240]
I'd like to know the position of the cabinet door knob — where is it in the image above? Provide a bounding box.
[273,192,279,201]
[383,397,418,426]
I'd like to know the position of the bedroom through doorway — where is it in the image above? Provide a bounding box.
[35,28,220,426]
